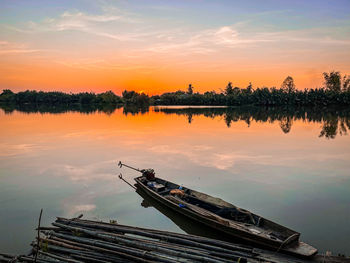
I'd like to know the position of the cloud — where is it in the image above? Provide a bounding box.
[148,142,350,173]
[13,9,140,41]
[145,24,274,56]
[61,11,126,23]
[149,144,271,170]
[213,26,273,46]
[40,159,132,184]
[55,57,162,72]
[0,41,10,45]
[0,143,40,157]
[2,7,349,63]
[147,23,350,57]
[0,40,43,55]
[60,163,114,182]
[67,204,96,215]
[0,49,41,55]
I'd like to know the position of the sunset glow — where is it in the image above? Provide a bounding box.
[1,0,349,94]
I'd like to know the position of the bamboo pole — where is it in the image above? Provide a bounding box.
[53,222,248,263]
[57,217,254,254]
[55,218,255,259]
[45,235,134,262]
[34,209,43,263]
[50,231,168,263]
[56,223,249,262]
[37,250,83,263]
[39,244,117,263]
[54,231,189,263]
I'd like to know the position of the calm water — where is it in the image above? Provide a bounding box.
[0,106,349,254]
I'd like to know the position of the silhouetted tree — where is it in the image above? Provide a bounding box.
[323,71,341,92]
[187,84,194,95]
[281,76,296,93]
[246,82,253,93]
[2,70,350,109]
[122,90,137,101]
[225,82,233,95]
[122,90,150,106]
[0,89,15,103]
[97,91,122,104]
[342,75,350,92]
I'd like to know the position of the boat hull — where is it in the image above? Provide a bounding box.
[134,176,317,257]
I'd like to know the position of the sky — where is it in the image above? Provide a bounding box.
[0,0,349,95]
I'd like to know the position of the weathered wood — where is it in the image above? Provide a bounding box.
[4,215,349,263]
[135,175,318,257]
[39,237,88,251]
[56,218,255,256]
[51,231,178,263]
[57,217,254,253]
[53,224,219,263]
[39,244,118,263]
[165,195,231,226]
[70,253,114,263]
[56,221,233,263]
[37,250,83,263]
[46,235,135,262]
[34,209,43,263]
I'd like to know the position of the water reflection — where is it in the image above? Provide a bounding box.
[0,103,122,115]
[319,117,350,139]
[155,106,350,139]
[279,116,293,134]
[1,103,350,139]
[1,105,350,255]
[123,105,149,116]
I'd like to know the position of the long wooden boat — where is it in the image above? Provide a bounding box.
[134,175,318,257]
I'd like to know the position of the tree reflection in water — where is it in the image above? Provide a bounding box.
[279,117,293,134]
[319,116,350,139]
[155,106,350,139]
[1,103,349,139]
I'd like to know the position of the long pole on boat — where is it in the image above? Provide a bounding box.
[118,173,137,190]
[118,161,143,173]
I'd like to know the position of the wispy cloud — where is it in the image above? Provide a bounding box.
[1,2,349,76]
[149,144,272,170]
[67,204,96,215]
[0,49,42,55]
[55,58,163,72]
[41,159,121,183]
[147,23,350,56]
[0,143,40,157]
[0,40,43,55]
[10,8,140,41]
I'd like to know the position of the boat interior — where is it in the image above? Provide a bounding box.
[137,176,300,246]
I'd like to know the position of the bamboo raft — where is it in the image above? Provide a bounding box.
[1,217,349,263]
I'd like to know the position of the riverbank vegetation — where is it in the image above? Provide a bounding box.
[153,71,350,106]
[1,71,349,107]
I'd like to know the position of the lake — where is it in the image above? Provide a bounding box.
[0,106,349,255]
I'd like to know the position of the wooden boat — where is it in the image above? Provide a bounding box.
[134,175,318,257]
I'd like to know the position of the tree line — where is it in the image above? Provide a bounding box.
[1,71,349,107]
[152,71,350,106]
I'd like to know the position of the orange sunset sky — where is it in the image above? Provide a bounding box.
[1,0,350,95]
